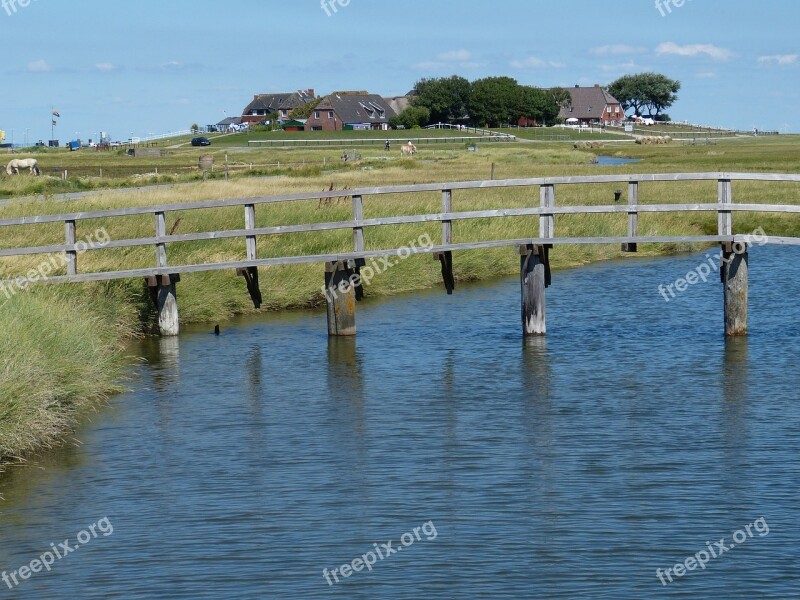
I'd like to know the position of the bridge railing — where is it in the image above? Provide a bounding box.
[1,172,799,287]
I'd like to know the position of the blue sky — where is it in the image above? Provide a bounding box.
[1,0,798,143]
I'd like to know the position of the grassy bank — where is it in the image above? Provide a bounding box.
[1,137,799,469]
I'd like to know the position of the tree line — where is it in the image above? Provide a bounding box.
[392,72,680,128]
[393,75,571,129]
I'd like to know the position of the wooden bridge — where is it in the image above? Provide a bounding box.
[1,172,799,337]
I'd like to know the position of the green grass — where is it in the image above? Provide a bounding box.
[2,135,800,470]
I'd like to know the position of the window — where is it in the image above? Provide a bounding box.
[280,110,287,117]
[328,111,334,119]
[314,111,320,119]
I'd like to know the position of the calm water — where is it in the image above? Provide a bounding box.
[1,247,799,599]
[593,155,641,166]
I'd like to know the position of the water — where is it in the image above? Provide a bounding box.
[593,156,641,166]
[1,247,799,599]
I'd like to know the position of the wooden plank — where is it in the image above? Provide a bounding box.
[65,220,77,276]
[1,234,747,288]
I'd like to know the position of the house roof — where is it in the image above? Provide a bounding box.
[558,85,621,120]
[243,91,314,115]
[384,96,411,115]
[217,117,242,126]
[317,93,397,124]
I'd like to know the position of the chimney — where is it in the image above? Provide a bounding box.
[594,84,600,87]
[575,84,580,88]
[308,88,315,98]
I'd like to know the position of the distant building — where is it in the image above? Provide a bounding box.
[305,92,396,131]
[241,89,316,124]
[559,84,624,126]
[215,117,243,132]
[383,96,411,116]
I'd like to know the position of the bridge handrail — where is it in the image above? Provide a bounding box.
[1,172,800,286]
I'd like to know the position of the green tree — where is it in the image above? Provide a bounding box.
[608,73,680,118]
[290,98,322,120]
[517,86,562,126]
[389,106,431,129]
[190,123,200,133]
[468,76,523,127]
[411,75,471,123]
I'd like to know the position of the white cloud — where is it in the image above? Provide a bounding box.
[95,62,116,72]
[510,56,565,69]
[590,45,646,56]
[437,50,471,61]
[758,54,798,65]
[26,59,52,72]
[655,42,733,61]
[696,71,718,79]
[411,50,483,71]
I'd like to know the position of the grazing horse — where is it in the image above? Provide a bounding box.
[6,158,41,176]
[400,142,417,156]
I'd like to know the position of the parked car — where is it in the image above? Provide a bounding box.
[191,137,211,147]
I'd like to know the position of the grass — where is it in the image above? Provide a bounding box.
[2,135,800,469]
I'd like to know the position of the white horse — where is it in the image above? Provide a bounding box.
[6,158,41,176]
[400,142,417,156]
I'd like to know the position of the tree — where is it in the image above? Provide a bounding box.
[608,73,680,118]
[517,86,562,126]
[389,106,431,129]
[411,75,471,123]
[468,76,522,127]
[190,123,200,133]
[290,98,322,120]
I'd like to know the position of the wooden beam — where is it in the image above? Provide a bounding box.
[521,245,547,336]
[324,261,356,336]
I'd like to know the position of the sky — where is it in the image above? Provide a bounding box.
[1,0,798,144]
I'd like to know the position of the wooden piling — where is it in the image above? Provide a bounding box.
[722,245,748,336]
[147,274,181,336]
[521,245,547,336]
[325,261,357,336]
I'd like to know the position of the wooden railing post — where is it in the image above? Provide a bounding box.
[237,203,262,308]
[65,220,77,276]
[540,183,555,239]
[245,203,257,261]
[435,189,455,294]
[718,177,747,335]
[155,211,168,268]
[523,184,555,336]
[149,211,179,336]
[718,177,733,237]
[622,181,638,252]
[352,195,364,253]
